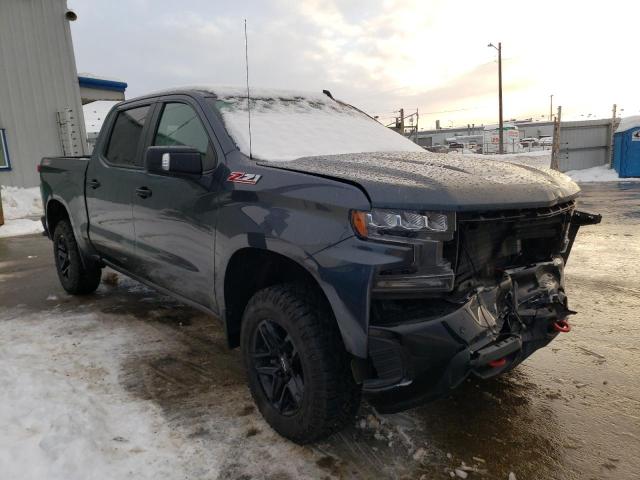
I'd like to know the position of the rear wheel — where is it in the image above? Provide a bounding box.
[241,284,361,444]
[53,220,101,295]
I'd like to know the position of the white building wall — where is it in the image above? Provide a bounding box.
[0,0,87,188]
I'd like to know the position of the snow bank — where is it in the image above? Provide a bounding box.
[565,164,640,183]
[0,310,209,480]
[615,115,640,134]
[0,185,44,237]
[1,185,42,219]
[200,86,422,161]
[0,218,43,238]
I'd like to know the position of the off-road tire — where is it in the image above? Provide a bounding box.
[241,283,361,444]
[53,219,101,295]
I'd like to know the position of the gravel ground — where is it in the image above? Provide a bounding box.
[0,182,638,480]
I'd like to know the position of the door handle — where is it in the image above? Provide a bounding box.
[89,179,101,189]
[136,186,152,199]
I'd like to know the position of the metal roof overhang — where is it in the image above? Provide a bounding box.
[78,76,127,104]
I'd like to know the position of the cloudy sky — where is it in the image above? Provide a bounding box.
[69,0,639,129]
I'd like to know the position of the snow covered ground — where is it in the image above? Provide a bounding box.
[0,186,44,238]
[565,164,640,183]
[0,309,204,480]
[0,273,340,480]
[468,151,640,183]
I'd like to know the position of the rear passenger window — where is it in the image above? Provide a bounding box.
[105,106,150,167]
[154,103,216,170]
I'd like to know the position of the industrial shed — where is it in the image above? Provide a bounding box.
[0,0,88,188]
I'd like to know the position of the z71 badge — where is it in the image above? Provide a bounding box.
[227,172,262,185]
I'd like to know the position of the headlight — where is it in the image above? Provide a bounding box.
[351,209,455,242]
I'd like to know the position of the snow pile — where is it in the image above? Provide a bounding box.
[0,310,207,480]
[204,87,422,161]
[615,115,640,134]
[564,164,640,183]
[0,218,44,238]
[1,185,42,219]
[0,185,44,238]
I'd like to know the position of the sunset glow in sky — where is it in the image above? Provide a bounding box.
[70,0,640,129]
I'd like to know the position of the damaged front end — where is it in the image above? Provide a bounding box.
[358,202,601,412]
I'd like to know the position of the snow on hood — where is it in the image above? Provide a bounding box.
[199,86,423,161]
[260,151,580,211]
[616,115,640,134]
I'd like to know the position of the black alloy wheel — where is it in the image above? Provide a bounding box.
[252,319,304,416]
[241,284,361,444]
[56,235,71,279]
[52,219,102,295]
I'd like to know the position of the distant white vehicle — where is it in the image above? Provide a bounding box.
[520,137,539,147]
[539,136,553,146]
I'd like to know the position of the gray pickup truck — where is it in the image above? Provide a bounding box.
[40,87,600,443]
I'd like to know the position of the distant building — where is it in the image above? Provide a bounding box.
[83,100,121,152]
[78,73,127,105]
[0,0,126,188]
[415,120,555,151]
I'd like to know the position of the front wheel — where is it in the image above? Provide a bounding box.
[53,219,101,295]
[241,284,361,444]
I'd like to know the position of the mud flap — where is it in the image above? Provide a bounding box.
[562,210,601,263]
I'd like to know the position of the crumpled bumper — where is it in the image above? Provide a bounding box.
[362,259,573,413]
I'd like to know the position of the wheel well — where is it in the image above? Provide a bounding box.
[46,199,69,237]
[223,248,333,349]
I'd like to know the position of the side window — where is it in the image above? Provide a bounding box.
[105,106,150,167]
[154,103,216,170]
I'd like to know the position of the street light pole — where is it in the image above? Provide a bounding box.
[488,42,504,154]
[549,94,554,121]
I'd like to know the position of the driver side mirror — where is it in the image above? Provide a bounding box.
[144,146,202,175]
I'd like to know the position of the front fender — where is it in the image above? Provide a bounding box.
[213,159,375,355]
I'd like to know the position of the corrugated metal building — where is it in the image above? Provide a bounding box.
[555,119,617,172]
[0,0,87,188]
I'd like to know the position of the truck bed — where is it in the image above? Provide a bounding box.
[39,155,91,246]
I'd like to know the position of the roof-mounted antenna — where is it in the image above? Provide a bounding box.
[244,19,253,159]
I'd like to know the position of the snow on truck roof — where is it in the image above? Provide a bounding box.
[191,86,423,161]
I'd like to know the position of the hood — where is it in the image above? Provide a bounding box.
[257,151,580,211]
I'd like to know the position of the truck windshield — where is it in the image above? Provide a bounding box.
[207,91,422,161]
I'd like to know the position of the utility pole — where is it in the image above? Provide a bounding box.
[609,103,617,167]
[399,108,405,135]
[488,42,504,153]
[0,189,4,226]
[497,42,503,154]
[549,94,554,121]
[551,105,562,171]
